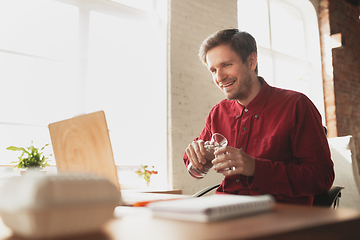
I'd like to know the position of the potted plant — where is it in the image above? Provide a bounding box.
[7,141,51,175]
[135,165,158,187]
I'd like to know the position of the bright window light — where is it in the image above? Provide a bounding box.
[270,0,307,60]
[238,0,271,49]
[109,0,154,12]
[238,0,325,122]
[0,0,168,189]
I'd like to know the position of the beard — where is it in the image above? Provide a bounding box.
[225,73,252,101]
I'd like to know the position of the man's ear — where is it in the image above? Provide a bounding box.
[248,52,257,71]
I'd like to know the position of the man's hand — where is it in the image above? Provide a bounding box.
[212,146,255,176]
[185,140,209,169]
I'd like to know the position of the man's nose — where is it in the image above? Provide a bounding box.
[216,69,227,83]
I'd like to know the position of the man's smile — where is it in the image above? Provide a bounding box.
[220,79,236,89]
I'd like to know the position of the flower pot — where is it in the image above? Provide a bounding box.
[20,170,47,176]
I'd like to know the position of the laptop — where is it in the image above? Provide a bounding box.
[48,111,187,206]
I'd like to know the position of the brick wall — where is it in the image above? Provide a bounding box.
[322,0,360,168]
[318,0,338,138]
[168,0,238,194]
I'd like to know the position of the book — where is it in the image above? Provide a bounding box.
[147,194,275,222]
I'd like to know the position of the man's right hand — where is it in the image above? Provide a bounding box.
[185,140,208,169]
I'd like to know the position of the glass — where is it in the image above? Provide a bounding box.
[187,133,228,179]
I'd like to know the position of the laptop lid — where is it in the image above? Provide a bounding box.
[48,110,188,206]
[48,111,121,194]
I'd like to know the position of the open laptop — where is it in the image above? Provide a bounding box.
[48,111,187,206]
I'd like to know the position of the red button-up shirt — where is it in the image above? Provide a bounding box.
[183,78,334,205]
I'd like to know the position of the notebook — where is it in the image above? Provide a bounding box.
[147,194,275,222]
[48,111,187,206]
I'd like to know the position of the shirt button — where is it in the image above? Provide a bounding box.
[255,115,258,118]
[243,127,247,131]
[244,108,248,112]
[235,179,240,182]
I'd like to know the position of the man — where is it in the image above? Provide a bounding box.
[183,29,334,205]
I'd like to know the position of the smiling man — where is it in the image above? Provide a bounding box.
[183,29,334,205]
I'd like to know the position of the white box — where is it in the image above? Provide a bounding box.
[0,172,120,238]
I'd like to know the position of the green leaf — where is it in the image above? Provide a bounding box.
[40,144,49,151]
[7,142,51,169]
[6,146,26,151]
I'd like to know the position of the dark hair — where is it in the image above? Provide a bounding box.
[198,29,258,74]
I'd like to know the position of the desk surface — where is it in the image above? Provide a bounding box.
[1,204,360,240]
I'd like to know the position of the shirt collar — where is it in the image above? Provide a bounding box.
[236,77,272,119]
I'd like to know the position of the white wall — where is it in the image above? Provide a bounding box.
[168,0,238,195]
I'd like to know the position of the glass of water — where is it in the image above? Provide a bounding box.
[187,133,228,179]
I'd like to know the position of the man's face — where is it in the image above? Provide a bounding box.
[206,44,253,102]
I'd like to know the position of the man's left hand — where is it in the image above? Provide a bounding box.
[212,146,255,176]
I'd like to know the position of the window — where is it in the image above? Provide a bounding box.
[238,0,325,121]
[0,0,168,188]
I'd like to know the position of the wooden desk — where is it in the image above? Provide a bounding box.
[0,204,360,240]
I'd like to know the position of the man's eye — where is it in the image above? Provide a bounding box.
[226,63,232,67]
[211,69,217,74]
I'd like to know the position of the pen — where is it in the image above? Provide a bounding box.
[132,198,183,207]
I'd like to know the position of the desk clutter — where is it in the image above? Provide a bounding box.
[0,172,120,239]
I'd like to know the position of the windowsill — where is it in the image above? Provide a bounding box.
[0,166,169,192]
